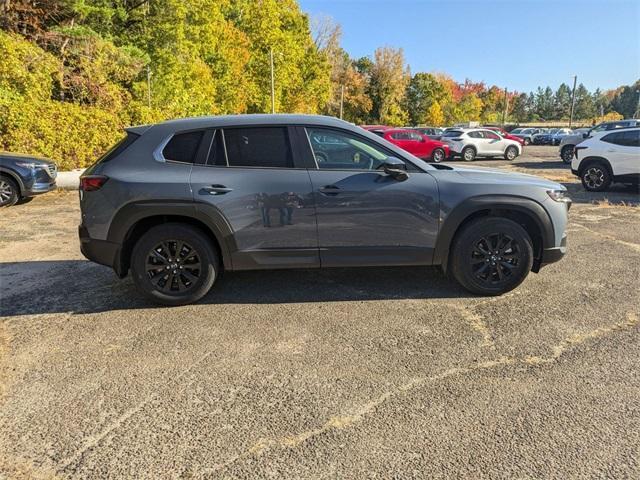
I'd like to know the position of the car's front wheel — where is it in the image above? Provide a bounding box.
[580,163,612,192]
[0,176,19,207]
[561,145,574,164]
[504,146,518,161]
[431,148,446,163]
[450,217,533,296]
[131,223,219,306]
[523,138,531,145]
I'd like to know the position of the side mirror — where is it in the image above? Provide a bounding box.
[382,156,408,181]
[582,133,589,139]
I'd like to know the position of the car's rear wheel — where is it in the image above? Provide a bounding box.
[431,148,446,163]
[561,145,574,164]
[523,138,531,145]
[0,176,19,207]
[504,146,518,161]
[580,163,612,192]
[131,223,219,306]
[450,217,533,296]
[462,146,476,162]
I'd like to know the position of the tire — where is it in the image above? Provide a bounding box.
[462,146,476,162]
[504,146,518,161]
[450,217,534,296]
[580,162,612,192]
[431,148,446,163]
[131,223,219,306]
[0,175,19,207]
[561,145,574,164]
[523,138,531,145]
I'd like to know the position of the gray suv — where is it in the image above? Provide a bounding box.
[79,115,570,305]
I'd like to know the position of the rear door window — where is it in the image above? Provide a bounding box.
[163,131,204,163]
[223,127,293,168]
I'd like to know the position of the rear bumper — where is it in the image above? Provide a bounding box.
[79,224,123,275]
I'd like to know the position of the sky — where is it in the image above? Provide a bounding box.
[299,0,640,93]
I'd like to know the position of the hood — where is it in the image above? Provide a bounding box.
[0,151,56,166]
[444,165,564,190]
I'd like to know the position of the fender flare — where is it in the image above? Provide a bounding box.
[0,167,25,194]
[107,200,236,271]
[433,195,555,268]
[578,156,613,176]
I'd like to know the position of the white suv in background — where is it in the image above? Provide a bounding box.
[440,128,522,161]
[571,127,640,191]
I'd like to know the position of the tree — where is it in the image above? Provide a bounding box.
[510,93,530,123]
[424,102,444,126]
[609,80,640,118]
[553,83,572,120]
[573,83,595,120]
[369,46,409,125]
[405,72,447,125]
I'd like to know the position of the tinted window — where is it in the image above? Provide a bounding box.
[224,127,292,168]
[483,130,500,140]
[442,130,463,137]
[307,127,389,170]
[206,130,228,166]
[163,131,204,163]
[603,130,640,147]
[468,131,483,138]
[97,132,140,164]
[409,132,423,141]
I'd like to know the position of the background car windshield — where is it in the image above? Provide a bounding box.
[442,130,463,137]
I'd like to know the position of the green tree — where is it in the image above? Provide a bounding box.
[405,72,448,125]
[369,46,409,125]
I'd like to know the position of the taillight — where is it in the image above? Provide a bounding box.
[80,175,109,191]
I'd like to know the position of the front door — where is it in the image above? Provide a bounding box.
[305,127,439,267]
[190,127,319,270]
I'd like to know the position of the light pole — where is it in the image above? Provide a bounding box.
[569,75,577,128]
[339,84,345,119]
[146,65,152,108]
[502,87,509,125]
[635,89,640,118]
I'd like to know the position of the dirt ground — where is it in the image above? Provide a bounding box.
[1,146,639,479]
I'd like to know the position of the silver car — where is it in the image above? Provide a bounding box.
[440,128,522,161]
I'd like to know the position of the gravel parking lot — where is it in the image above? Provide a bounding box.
[1,146,639,479]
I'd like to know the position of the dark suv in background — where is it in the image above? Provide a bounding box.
[79,114,570,305]
[0,152,57,207]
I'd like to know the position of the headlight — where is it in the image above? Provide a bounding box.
[547,189,572,204]
[15,161,39,169]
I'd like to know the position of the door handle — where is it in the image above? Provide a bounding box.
[200,185,233,195]
[319,185,341,195]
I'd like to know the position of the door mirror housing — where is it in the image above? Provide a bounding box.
[381,156,408,181]
[582,133,589,139]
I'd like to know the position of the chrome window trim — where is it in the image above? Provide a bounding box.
[153,134,173,163]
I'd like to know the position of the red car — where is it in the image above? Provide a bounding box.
[373,128,450,162]
[484,126,525,146]
[360,125,392,131]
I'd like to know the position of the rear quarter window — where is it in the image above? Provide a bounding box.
[163,131,204,163]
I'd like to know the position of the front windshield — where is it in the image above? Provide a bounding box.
[511,128,523,134]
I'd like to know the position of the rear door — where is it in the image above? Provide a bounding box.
[189,126,319,270]
[303,126,439,267]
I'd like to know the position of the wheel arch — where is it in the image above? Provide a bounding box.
[0,167,24,195]
[577,156,613,176]
[107,201,235,277]
[434,196,554,274]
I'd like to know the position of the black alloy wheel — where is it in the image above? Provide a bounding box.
[145,240,202,293]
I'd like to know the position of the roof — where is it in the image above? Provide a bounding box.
[148,114,354,131]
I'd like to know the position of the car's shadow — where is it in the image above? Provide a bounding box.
[1,260,469,316]
[561,182,640,206]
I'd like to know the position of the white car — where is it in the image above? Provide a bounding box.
[440,128,522,161]
[571,127,640,191]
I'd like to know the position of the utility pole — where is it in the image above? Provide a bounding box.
[502,87,509,125]
[569,75,577,128]
[635,89,640,118]
[146,65,152,108]
[339,84,345,119]
[270,48,275,114]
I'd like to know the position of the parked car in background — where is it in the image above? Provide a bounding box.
[0,152,57,207]
[571,127,640,191]
[550,128,573,145]
[511,128,544,145]
[440,128,522,161]
[559,119,640,163]
[406,126,445,140]
[484,126,526,146]
[360,125,391,131]
[374,128,450,162]
[532,128,558,145]
[78,114,569,305]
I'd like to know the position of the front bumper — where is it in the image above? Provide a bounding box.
[25,180,56,196]
[79,224,123,276]
[540,233,567,267]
